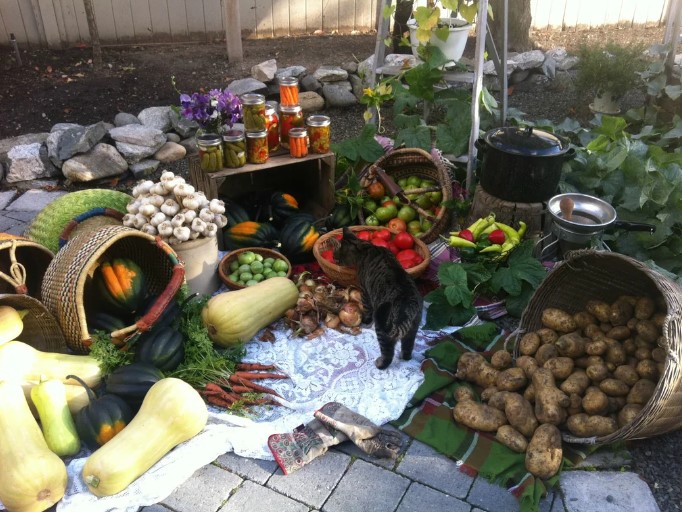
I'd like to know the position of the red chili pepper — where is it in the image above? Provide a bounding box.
[459,229,475,242]
[488,229,506,245]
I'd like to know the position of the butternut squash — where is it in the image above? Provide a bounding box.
[202,276,298,347]
[0,380,68,512]
[0,306,28,345]
[31,378,82,457]
[82,377,208,497]
[0,341,102,389]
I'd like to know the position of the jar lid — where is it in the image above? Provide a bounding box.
[265,104,276,115]
[196,134,222,146]
[222,129,244,142]
[483,126,570,157]
[306,115,330,127]
[280,105,302,114]
[241,93,265,105]
[279,77,298,86]
[289,127,307,138]
[245,130,268,138]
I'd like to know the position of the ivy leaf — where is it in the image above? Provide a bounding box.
[437,262,468,288]
[394,114,422,129]
[460,261,493,288]
[436,122,469,156]
[424,286,448,305]
[404,65,443,102]
[424,302,477,331]
[356,125,385,163]
[504,282,536,318]
[395,125,432,151]
[489,266,521,296]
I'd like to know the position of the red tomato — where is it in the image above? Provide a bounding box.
[398,259,414,270]
[367,182,386,200]
[396,249,418,262]
[412,255,424,265]
[386,242,400,255]
[393,231,414,250]
[372,228,393,241]
[387,218,407,233]
[356,230,372,241]
[382,200,397,208]
[334,234,343,240]
[321,250,335,263]
[371,238,390,249]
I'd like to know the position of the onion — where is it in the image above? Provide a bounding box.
[299,290,313,300]
[297,297,314,313]
[313,284,329,302]
[349,288,363,303]
[299,314,319,334]
[339,302,362,327]
[324,312,341,330]
[305,279,316,288]
[298,284,313,294]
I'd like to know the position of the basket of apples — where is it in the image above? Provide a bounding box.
[313,226,431,287]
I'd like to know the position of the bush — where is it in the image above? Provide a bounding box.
[576,42,647,99]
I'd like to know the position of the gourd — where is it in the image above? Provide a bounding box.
[0,305,29,345]
[104,362,165,410]
[81,377,208,497]
[134,326,185,371]
[22,381,90,417]
[30,378,81,457]
[278,213,320,260]
[270,191,299,223]
[93,258,147,314]
[0,380,68,512]
[223,221,280,249]
[0,341,102,389]
[68,374,133,450]
[202,277,298,347]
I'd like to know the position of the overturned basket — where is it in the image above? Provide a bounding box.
[518,250,682,445]
[359,148,453,245]
[0,234,54,300]
[0,293,68,353]
[41,225,185,354]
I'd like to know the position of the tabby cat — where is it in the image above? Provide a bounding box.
[333,227,423,369]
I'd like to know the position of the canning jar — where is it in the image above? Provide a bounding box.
[222,129,246,168]
[288,127,309,158]
[245,130,269,164]
[196,134,224,172]
[265,102,280,153]
[241,93,267,132]
[279,77,299,107]
[306,115,331,154]
[280,105,304,148]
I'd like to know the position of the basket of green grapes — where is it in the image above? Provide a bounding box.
[218,248,292,289]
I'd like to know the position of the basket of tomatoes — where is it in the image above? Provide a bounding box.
[312,226,431,287]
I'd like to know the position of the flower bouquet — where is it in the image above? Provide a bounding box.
[179,88,242,134]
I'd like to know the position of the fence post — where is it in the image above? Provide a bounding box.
[224,0,243,63]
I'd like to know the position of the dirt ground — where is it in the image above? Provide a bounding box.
[0,25,665,139]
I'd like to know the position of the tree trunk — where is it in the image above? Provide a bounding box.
[489,0,532,53]
[83,0,102,71]
[392,0,414,54]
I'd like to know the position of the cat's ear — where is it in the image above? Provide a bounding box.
[342,227,356,240]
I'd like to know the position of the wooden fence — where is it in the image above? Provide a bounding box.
[0,0,671,49]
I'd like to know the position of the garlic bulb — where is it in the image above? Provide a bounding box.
[126,201,140,214]
[190,230,201,240]
[199,207,214,223]
[168,235,180,246]
[139,180,155,194]
[160,170,175,182]
[182,209,197,223]
[138,203,158,218]
[204,223,218,238]
[150,212,167,227]
[182,194,200,211]
[148,194,165,208]
[163,177,183,192]
[208,198,226,214]
[160,198,180,217]
[133,213,147,229]
[151,182,166,196]
[195,191,210,209]
[157,220,173,237]
[191,217,207,234]
[173,183,195,199]
[213,214,228,228]
[141,223,157,236]
[171,213,186,227]
[173,226,191,242]
[122,214,136,227]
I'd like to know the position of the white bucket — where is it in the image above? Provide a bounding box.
[407,17,471,63]
[172,236,221,296]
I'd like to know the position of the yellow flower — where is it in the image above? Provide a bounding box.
[363,87,374,98]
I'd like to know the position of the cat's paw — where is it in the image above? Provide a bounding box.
[375,356,392,370]
[401,352,413,361]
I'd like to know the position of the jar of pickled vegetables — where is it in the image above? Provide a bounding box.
[279,77,299,107]
[197,134,224,172]
[241,93,267,132]
[222,129,246,168]
[288,127,309,158]
[265,102,280,153]
[306,115,331,154]
[245,130,269,164]
[280,105,304,148]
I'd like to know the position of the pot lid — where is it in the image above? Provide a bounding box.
[547,193,617,234]
[484,126,570,156]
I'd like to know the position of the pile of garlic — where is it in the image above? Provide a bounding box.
[123,171,227,246]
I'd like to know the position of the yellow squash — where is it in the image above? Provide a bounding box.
[0,305,29,346]
[31,378,82,457]
[82,377,208,497]
[22,380,90,417]
[0,380,68,512]
[202,276,298,347]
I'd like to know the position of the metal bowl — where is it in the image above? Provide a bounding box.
[547,193,617,234]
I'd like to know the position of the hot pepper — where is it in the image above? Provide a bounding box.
[448,236,477,249]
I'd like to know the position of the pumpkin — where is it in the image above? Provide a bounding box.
[224,200,251,226]
[93,258,147,314]
[279,213,320,261]
[134,327,185,372]
[326,203,356,230]
[82,378,208,497]
[223,221,280,250]
[270,191,300,223]
[0,305,29,346]
[0,340,102,389]
[0,380,68,512]
[202,276,298,347]
[30,378,81,457]
[104,362,165,410]
[68,374,133,450]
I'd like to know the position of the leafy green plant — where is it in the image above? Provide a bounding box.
[424,240,546,329]
[576,43,646,100]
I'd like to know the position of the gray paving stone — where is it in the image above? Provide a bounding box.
[333,424,410,469]
[6,190,66,211]
[139,505,174,512]
[219,480,308,512]
[160,464,242,512]
[551,494,567,512]
[395,440,474,499]
[575,449,632,470]
[214,452,278,485]
[3,210,38,222]
[466,476,520,512]
[323,459,410,512]
[267,450,350,508]
[0,190,17,209]
[396,482,470,512]
[540,491,556,512]
[559,471,660,512]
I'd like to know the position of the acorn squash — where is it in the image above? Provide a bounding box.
[93,258,147,314]
[270,191,299,223]
[279,213,320,261]
[104,362,164,410]
[68,374,133,450]
[134,327,185,372]
[224,200,251,226]
[223,221,280,249]
[88,311,130,334]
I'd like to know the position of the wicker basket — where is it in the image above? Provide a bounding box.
[0,293,68,353]
[313,226,431,287]
[359,148,453,245]
[218,247,293,290]
[41,225,185,354]
[0,234,54,300]
[517,250,682,444]
[58,207,125,249]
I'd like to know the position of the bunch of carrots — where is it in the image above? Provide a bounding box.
[289,135,309,158]
[280,84,299,106]
[199,362,288,410]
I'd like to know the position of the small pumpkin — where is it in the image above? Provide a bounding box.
[279,213,320,261]
[223,221,280,250]
[68,375,133,451]
[134,327,185,372]
[93,258,147,314]
[104,362,164,411]
[270,191,300,223]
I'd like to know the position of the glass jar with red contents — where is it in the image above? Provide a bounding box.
[245,131,269,164]
[264,102,280,153]
[288,127,309,158]
[279,77,299,107]
[241,93,267,132]
[306,115,331,154]
[280,105,304,148]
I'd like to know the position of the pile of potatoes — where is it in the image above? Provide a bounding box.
[452,294,667,480]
